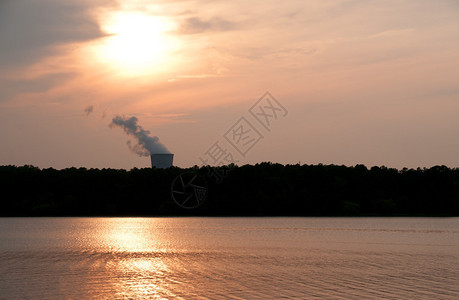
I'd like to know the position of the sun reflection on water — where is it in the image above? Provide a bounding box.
[1,218,458,298]
[116,257,174,299]
[102,218,158,252]
[99,218,177,298]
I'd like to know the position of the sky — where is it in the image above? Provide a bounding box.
[0,0,458,169]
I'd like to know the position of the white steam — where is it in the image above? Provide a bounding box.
[110,115,169,156]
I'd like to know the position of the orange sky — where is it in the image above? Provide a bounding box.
[1,0,458,169]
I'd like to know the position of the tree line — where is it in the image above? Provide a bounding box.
[0,163,458,216]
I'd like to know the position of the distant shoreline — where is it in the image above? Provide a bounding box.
[1,164,458,217]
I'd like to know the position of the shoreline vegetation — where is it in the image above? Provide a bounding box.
[1,163,458,217]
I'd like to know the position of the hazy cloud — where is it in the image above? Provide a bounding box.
[180,17,236,34]
[0,0,110,69]
[0,72,76,103]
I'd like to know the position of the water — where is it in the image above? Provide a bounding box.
[0,218,458,299]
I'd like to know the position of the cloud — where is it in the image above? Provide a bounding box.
[84,105,94,116]
[370,28,415,39]
[0,72,76,103]
[179,17,236,34]
[0,0,111,69]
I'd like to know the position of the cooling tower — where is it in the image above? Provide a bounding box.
[150,153,174,169]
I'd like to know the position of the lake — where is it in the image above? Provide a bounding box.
[0,217,458,299]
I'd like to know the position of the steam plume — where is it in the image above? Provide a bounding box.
[110,115,169,156]
[84,105,94,116]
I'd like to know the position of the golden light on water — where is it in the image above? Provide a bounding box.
[104,218,159,252]
[1,218,458,298]
[94,11,180,77]
[118,258,172,298]
[102,219,176,298]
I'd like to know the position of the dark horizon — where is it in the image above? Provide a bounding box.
[2,163,458,217]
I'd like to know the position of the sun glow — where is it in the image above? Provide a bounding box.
[96,12,179,76]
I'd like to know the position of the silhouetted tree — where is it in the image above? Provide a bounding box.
[0,164,458,216]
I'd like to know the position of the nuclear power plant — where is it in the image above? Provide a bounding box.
[150,153,174,169]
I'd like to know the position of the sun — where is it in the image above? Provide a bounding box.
[96,12,178,76]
